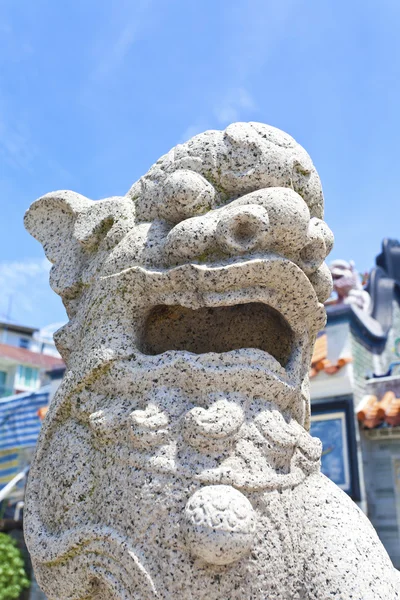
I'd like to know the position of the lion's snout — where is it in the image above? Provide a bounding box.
[164,186,333,273]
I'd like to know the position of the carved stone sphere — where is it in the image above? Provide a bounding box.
[183,485,257,565]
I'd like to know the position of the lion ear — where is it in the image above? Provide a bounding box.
[24,190,93,263]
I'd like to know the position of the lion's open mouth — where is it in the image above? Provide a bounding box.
[138,302,295,368]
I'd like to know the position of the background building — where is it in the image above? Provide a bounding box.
[0,321,64,398]
[310,238,400,568]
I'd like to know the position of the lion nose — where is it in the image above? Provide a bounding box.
[215,204,270,254]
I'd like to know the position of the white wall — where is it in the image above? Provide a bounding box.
[30,339,61,357]
[0,326,61,358]
[0,328,33,349]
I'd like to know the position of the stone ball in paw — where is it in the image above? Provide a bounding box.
[183,485,257,565]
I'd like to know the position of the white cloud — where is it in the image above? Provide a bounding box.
[90,21,139,82]
[178,1,299,146]
[0,104,72,180]
[0,117,37,172]
[0,257,50,283]
[180,87,257,143]
[0,258,52,323]
[179,122,210,144]
[214,87,256,126]
[87,0,155,85]
[226,0,299,80]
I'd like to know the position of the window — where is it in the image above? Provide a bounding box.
[17,365,39,389]
[0,371,11,398]
[19,338,30,349]
[0,371,6,388]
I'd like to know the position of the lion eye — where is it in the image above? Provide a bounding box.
[158,170,216,223]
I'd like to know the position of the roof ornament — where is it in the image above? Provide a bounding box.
[329,259,371,312]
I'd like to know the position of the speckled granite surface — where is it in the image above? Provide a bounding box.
[24,123,399,599]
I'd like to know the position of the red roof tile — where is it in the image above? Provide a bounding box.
[309,333,352,378]
[311,333,328,365]
[357,391,400,429]
[0,343,64,369]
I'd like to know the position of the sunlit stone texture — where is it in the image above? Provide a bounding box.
[24,123,400,599]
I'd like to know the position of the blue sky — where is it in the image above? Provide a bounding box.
[1,0,400,329]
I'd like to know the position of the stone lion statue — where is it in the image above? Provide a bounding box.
[329,259,371,312]
[24,123,399,599]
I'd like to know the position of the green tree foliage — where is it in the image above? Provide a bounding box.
[0,533,30,600]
